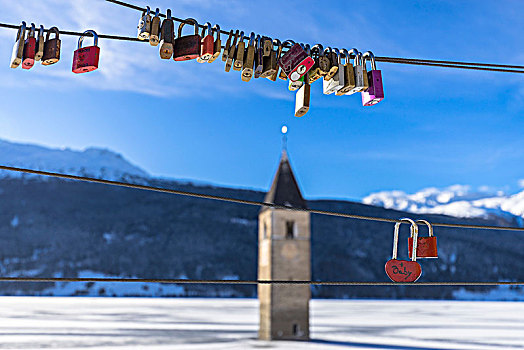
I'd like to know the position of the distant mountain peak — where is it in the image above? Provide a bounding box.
[0,138,149,181]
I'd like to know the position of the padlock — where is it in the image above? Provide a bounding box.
[289,75,304,91]
[173,18,201,61]
[408,220,438,259]
[295,74,310,117]
[260,39,278,78]
[42,27,61,66]
[22,23,36,70]
[225,30,239,72]
[233,31,246,71]
[198,22,214,63]
[318,45,330,77]
[159,9,174,59]
[278,40,314,82]
[323,48,345,95]
[385,218,422,283]
[222,30,233,62]
[336,48,357,95]
[308,44,323,83]
[34,25,45,61]
[262,36,272,57]
[349,52,369,93]
[254,35,264,78]
[241,32,256,82]
[149,8,161,46]
[207,24,222,63]
[323,47,339,81]
[267,39,282,81]
[361,51,385,106]
[10,21,26,69]
[137,6,152,40]
[72,30,100,74]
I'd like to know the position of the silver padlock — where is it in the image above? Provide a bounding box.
[137,6,152,40]
[10,21,26,68]
[323,48,345,95]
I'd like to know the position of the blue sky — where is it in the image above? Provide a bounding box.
[0,0,523,200]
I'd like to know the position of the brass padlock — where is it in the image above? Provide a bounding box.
[324,47,339,81]
[207,24,222,63]
[318,45,330,77]
[267,39,282,81]
[225,30,239,72]
[41,27,61,66]
[233,31,246,71]
[260,38,279,78]
[159,9,174,59]
[241,32,256,82]
[149,8,161,46]
[308,44,323,83]
[295,74,310,117]
[35,25,45,61]
[262,36,272,57]
[137,6,152,40]
[10,22,26,68]
[254,35,264,78]
[222,30,233,62]
[336,48,357,95]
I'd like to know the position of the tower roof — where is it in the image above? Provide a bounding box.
[263,150,307,210]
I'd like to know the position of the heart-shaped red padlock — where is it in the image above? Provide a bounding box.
[385,218,423,283]
[385,259,422,282]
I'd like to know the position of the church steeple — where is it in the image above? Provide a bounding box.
[263,150,307,210]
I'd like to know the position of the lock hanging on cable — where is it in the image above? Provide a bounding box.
[137,6,152,40]
[22,23,36,70]
[241,32,256,82]
[72,30,100,74]
[385,218,422,283]
[149,8,161,46]
[278,40,314,82]
[198,22,214,63]
[10,21,26,68]
[336,48,358,95]
[42,27,61,66]
[34,25,45,62]
[207,24,222,63]
[323,48,345,95]
[159,9,174,59]
[295,74,310,118]
[173,18,201,61]
[408,220,438,259]
[361,51,385,106]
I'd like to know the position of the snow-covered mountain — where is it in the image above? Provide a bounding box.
[363,185,524,223]
[0,139,149,181]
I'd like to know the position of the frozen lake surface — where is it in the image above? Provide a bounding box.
[0,297,522,349]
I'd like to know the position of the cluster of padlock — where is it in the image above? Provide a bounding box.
[136,7,385,117]
[9,22,100,74]
[385,218,438,283]
[10,22,61,69]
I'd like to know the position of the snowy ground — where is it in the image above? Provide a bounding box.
[0,298,522,349]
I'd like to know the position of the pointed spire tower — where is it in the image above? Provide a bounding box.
[258,128,311,341]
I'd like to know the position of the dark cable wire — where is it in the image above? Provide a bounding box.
[0,276,523,286]
[2,165,524,232]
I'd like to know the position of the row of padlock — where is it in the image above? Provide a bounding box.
[10,22,100,74]
[136,7,385,117]
[385,218,438,283]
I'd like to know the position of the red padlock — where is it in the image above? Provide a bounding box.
[72,30,100,74]
[278,40,315,82]
[385,218,422,283]
[197,22,214,63]
[173,18,201,61]
[408,220,438,259]
[22,23,36,70]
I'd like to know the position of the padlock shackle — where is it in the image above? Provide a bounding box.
[38,25,44,37]
[248,32,256,46]
[304,44,311,55]
[340,48,350,65]
[166,9,172,20]
[272,38,281,50]
[201,22,212,37]
[78,30,99,49]
[347,48,359,65]
[282,40,295,50]
[29,23,36,37]
[323,47,333,55]
[256,34,262,48]
[177,18,199,37]
[332,48,341,64]
[212,24,221,40]
[46,27,59,40]
[415,220,433,237]
[393,218,419,261]
[362,51,377,71]
[16,21,27,41]
[154,8,160,17]
[142,6,151,16]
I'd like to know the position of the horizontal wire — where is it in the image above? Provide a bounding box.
[2,165,524,232]
[1,276,523,286]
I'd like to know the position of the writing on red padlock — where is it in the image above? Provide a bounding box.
[72,30,100,74]
[385,218,422,283]
[408,220,438,259]
[278,40,314,82]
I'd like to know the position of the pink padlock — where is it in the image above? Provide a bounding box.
[361,51,384,106]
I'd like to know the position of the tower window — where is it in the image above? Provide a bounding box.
[286,221,295,239]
